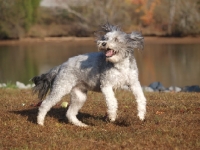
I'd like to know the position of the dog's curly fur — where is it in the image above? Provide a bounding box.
[32,23,146,127]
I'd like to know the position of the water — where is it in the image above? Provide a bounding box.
[0,40,199,88]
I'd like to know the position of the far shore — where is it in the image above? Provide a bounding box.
[0,36,199,45]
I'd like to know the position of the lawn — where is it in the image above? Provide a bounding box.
[0,89,199,150]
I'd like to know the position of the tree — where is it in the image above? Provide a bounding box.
[131,0,160,26]
[155,0,200,36]
[168,0,176,35]
[0,0,40,39]
[172,0,200,36]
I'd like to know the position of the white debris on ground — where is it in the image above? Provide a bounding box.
[16,81,35,89]
[0,83,6,88]
[168,86,182,92]
[0,81,199,92]
[0,81,35,89]
[142,86,154,92]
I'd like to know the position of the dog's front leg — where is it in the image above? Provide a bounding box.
[101,86,118,122]
[130,81,146,121]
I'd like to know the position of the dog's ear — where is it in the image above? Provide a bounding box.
[128,31,144,50]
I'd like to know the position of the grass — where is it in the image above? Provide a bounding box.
[0,89,199,150]
[0,82,17,89]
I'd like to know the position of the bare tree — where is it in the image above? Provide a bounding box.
[44,0,134,29]
[168,0,176,35]
[53,0,89,22]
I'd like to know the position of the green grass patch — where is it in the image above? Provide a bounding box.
[4,81,17,89]
[0,89,199,149]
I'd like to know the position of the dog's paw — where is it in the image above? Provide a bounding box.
[72,122,88,127]
[138,112,145,121]
[104,113,116,122]
[109,118,116,122]
[37,117,44,126]
[37,121,44,126]
[79,123,88,127]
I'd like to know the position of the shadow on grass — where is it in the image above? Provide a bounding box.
[10,107,132,127]
[10,107,109,126]
[10,108,38,124]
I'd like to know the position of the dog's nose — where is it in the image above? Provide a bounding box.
[102,42,106,46]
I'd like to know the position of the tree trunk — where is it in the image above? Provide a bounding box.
[168,0,177,35]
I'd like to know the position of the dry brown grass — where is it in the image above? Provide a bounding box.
[0,89,199,150]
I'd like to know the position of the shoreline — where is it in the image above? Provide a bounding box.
[0,36,200,45]
[0,81,199,92]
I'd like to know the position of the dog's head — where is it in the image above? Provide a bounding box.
[96,23,144,63]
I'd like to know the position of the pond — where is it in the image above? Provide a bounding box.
[0,38,199,88]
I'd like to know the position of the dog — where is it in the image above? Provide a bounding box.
[32,23,146,127]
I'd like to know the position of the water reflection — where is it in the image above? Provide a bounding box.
[137,44,200,87]
[0,40,199,87]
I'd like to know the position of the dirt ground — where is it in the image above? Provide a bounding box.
[0,89,199,149]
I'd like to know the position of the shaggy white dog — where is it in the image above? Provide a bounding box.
[32,23,146,127]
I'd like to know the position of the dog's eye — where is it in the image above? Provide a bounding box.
[114,38,118,42]
[101,36,108,41]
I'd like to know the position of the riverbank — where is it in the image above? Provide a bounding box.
[0,36,200,45]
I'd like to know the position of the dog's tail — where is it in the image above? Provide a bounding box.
[31,65,61,100]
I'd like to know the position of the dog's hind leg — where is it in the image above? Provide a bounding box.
[130,81,146,121]
[37,82,73,126]
[66,88,88,127]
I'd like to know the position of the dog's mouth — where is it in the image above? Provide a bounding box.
[105,48,116,57]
